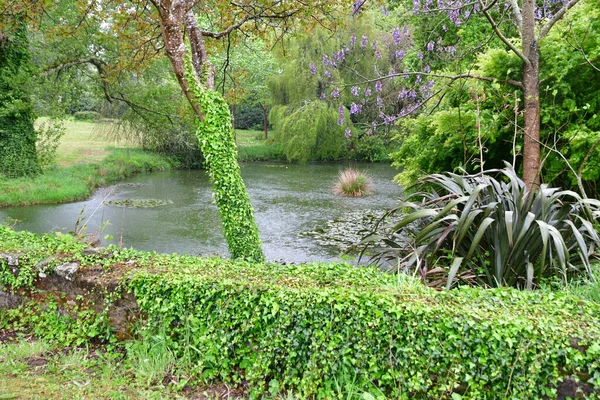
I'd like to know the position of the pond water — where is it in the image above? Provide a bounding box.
[0,163,401,263]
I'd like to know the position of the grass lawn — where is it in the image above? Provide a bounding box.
[234,129,285,161]
[234,129,268,146]
[0,120,174,207]
[36,118,135,167]
[0,335,307,400]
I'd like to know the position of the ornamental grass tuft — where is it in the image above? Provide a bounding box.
[334,167,373,197]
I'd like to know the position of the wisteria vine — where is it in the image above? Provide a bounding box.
[311,0,575,138]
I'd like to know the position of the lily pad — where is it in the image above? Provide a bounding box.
[115,183,149,188]
[103,199,173,208]
[301,209,392,253]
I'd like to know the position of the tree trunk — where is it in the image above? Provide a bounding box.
[262,104,268,139]
[521,0,541,189]
[152,2,264,262]
[231,103,237,142]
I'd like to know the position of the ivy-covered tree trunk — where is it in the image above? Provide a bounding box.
[151,0,264,262]
[0,22,40,178]
[194,90,264,262]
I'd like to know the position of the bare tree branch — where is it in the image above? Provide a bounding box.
[477,0,530,65]
[200,7,301,39]
[354,71,523,88]
[539,0,582,40]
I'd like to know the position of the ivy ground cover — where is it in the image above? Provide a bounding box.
[1,226,599,399]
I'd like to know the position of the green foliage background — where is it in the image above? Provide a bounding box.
[0,21,40,178]
[388,0,600,191]
[268,19,399,163]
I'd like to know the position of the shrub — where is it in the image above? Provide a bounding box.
[35,118,66,170]
[333,167,373,197]
[73,111,101,121]
[1,227,599,399]
[0,21,40,178]
[361,164,600,289]
[348,134,394,162]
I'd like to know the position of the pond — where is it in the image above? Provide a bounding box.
[0,163,402,263]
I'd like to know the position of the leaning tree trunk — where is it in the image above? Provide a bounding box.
[153,1,264,262]
[521,0,541,189]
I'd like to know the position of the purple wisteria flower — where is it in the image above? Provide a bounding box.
[352,0,366,15]
[424,65,431,73]
[382,6,389,16]
[332,87,340,98]
[350,102,362,114]
[333,50,345,64]
[365,87,372,97]
[427,41,434,51]
[324,70,331,78]
[377,96,384,106]
[320,92,326,100]
[392,27,402,44]
[350,33,357,47]
[338,104,345,125]
[351,86,359,96]
[309,63,316,75]
[345,127,352,138]
[375,80,383,93]
[361,35,368,49]
[417,52,423,60]
[384,115,397,125]
[396,49,405,60]
[413,0,420,12]
[322,54,330,66]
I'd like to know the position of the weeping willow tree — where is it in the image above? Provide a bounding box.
[270,102,351,163]
[268,15,398,162]
[0,21,40,178]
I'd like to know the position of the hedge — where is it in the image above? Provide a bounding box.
[1,226,599,399]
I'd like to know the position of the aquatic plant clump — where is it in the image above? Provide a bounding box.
[103,199,172,208]
[333,167,374,197]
